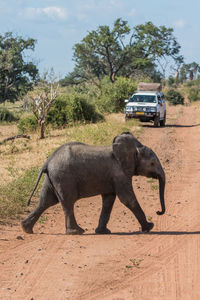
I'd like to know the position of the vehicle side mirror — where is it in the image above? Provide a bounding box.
[125,99,129,103]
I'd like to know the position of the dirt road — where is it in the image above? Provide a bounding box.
[1,104,200,300]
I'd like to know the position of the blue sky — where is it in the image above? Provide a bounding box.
[0,0,199,78]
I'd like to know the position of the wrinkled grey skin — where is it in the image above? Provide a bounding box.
[21,132,165,235]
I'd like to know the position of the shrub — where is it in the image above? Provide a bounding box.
[97,77,137,113]
[47,94,103,127]
[67,94,103,123]
[0,107,17,122]
[165,89,184,105]
[47,96,69,128]
[18,115,38,134]
[188,88,200,102]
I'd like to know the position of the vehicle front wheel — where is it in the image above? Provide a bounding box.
[154,116,160,127]
[160,113,166,127]
[125,116,129,122]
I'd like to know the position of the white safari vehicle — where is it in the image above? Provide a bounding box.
[125,83,166,127]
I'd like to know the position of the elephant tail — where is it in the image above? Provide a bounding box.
[27,162,48,206]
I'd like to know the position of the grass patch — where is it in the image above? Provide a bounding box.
[126,258,144,269]
[151,184,159,190]
[0,166,42,223]
[64,118,141,146]
[45,117,141,158]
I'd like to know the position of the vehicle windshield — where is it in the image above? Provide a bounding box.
[129,95,157,103]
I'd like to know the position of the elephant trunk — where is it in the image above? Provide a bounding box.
[156,171,165,215]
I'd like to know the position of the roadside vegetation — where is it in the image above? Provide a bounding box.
[0,18,200,223]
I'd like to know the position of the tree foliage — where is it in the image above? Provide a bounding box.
[0,32,39,103]
[63,19,182,84]
[72,18,134,83]
[132,22,184,79]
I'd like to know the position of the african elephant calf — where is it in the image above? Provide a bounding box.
[21,132,165,235]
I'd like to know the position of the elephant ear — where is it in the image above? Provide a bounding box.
[112,133,137,170]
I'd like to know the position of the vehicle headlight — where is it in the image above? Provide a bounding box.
[126,106,133,112]
[149,107,157,112]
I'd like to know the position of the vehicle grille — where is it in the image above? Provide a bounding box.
[137,106,146,112]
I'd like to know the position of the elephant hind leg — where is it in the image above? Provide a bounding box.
[65,211,85,235]
[59,192,84,235]
[61,201,84,235]
[95,193,116,234]
[21,177,59,234]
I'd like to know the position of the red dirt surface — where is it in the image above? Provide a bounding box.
[1,104,200,299]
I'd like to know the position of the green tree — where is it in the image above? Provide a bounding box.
[0,32,39,103]
[68,18,154,84]
[64,19,182,84]
[132,22,183,80]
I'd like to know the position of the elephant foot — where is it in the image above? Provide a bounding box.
[141,222,154,233]
[95,227,111,234]
[66,227,85,235]
[21,220,34,234]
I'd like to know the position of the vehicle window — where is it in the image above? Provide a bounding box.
[129,95,157,103]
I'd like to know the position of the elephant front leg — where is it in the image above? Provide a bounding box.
[126,200,154,232]
[95,193,116,234]
[116,183,154,233]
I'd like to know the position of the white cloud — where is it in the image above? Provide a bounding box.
[43,7,67,19]
[21,6,68,21]
[173,19,186,28]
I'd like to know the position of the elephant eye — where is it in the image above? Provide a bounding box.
[151,161,155,166]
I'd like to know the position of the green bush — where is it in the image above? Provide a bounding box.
[18,115,38,134]
[47,94,103,127]
[47,96,70,128]
[67,94,103,123]
[97,77,137,113]
[188,88,200,102]
[0,107,17,122]
[166,89,184,105]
